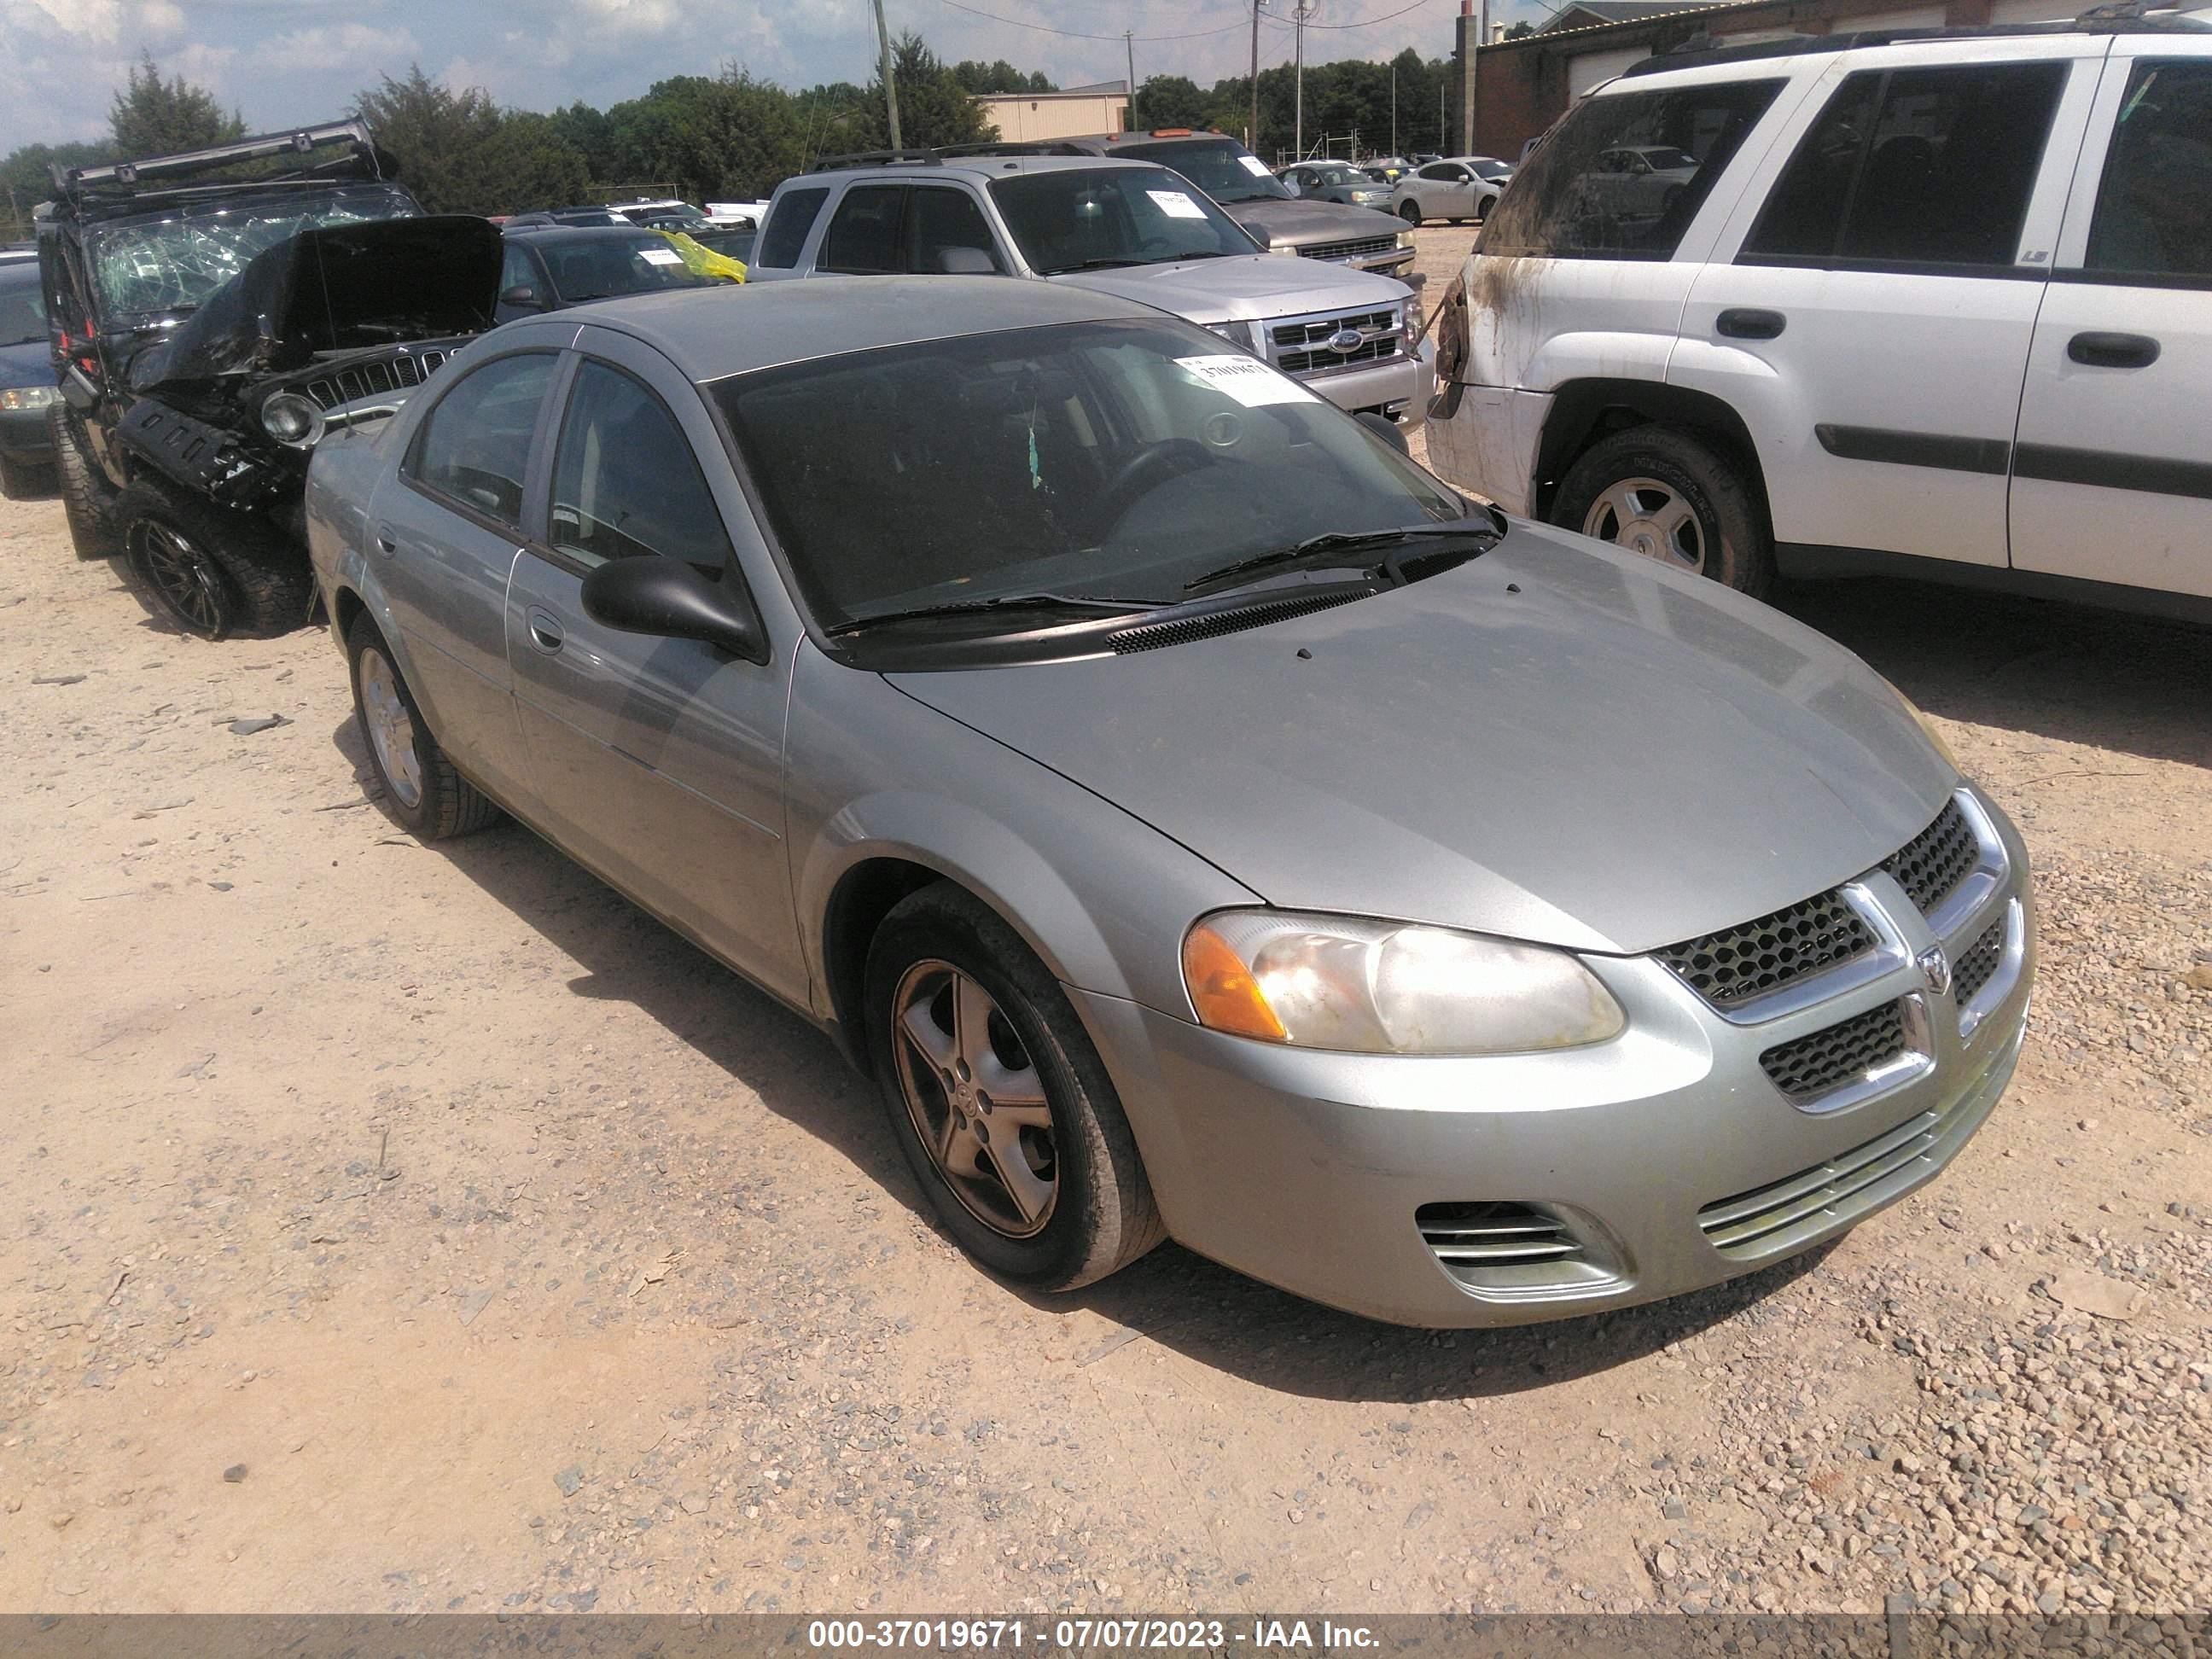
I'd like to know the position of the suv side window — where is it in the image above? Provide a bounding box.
[756,186,830,269]
[405,352,556,526]
[822,185,905,274]
[549,359,735,573]
[499,242,538,295]
[1743,63,2068,269]
[2083,59,2212,282]
[1481,79,1784,260]
[906,187,1005,274]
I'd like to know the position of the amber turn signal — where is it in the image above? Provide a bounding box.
[1181,922,1288,1041]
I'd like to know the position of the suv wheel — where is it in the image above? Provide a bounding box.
[865,883,1165,1292]
[1398,200,1423,227]
[49,404,120,560]
[113,480,316,640]
[1551,425,1773,597]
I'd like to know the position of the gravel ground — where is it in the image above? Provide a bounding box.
[0,227,2207,1623]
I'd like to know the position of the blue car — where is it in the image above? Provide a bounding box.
[0,259,55,498]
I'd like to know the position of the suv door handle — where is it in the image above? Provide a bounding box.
[527,608,565,654]
[1716,308,1785,341]
[2067,331,2159,369]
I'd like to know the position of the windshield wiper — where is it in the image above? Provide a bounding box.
[1181,523,1500,595]
[829,591,1163,637]
[1050,257,1147,273]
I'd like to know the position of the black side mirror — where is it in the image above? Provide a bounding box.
[499,283,542,308]
[1354,410,1410,456]
[580,556,769,662]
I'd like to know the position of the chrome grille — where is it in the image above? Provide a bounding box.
[1298,234,1398,263]
[1952,917,2005,1006]
[1882,800,1977,917]
[1416,1202,1620,1295]
[1266,307,1403,378]
[1656,888,1875,1010]
[1700,1083,1974,1259]
[1759,1000,1907,1103]
[301,346,458,412]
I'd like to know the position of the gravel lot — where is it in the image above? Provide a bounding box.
[1,228,2207,1622]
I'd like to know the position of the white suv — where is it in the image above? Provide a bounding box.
[1424,15,2212,614]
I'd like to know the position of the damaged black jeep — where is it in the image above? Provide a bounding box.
[40,121,500,638]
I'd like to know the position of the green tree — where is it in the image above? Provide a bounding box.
[839,33,996,153]
[355,67,591,213]
[1505,21,1534,39]
[1136,74,1209,132]
[601,71,806,202]
[950,58,1052,95]
[1,141,112,234]
[110,53,245,157]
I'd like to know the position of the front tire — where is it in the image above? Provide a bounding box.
[865,883,1164,1292]
[346,614,501,841]
[49,404,119,559]
[112,480,315,639]
[1551,424,1773,597]
[1398,200,1423,227]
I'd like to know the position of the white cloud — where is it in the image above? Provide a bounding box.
[259,20,420,74]
[137,0,186,38]
[572,0,678,38]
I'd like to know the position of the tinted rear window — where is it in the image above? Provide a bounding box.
[1480,79,1784,260]
[757,187,830,268]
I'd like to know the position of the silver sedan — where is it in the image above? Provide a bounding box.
[306,277,2033,1327]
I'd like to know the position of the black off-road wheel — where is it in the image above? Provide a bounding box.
[346,614,501,841]
[865,883,1165,1293]
[111,480,315,640]
[1551,424,1774,598]
[0,452,51,500]
[49,404,119,559]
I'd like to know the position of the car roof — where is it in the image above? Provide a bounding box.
[509,276,1156,384]
[1619,13,2209,81]
[505,224,664,242]
[806,154,1170,185]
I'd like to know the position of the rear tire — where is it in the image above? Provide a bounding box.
[1552,424,1773,598]
[865,883,1165,1293]
[0,452,51,500]
[346,614,501,841]
[49,404,119,560]
[1398,200,1423,227]
[112,480,314,639]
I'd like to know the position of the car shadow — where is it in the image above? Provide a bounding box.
[1776,576,2212,772]
[323,713,1847,1400]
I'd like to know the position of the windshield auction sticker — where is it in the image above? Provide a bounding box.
[1145,189,1208,219]
[1237,154,1274,177]
[637,246,684,265]
[1174,355,1318,407]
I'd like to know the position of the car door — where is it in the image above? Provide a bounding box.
[902,185,1008,276]
[1415,161,1470,218]
[1674,46,2104,568]
[817,183,905,276]
[2010,41,2212,599]
[504,330,806,994]
[375,347,561,805]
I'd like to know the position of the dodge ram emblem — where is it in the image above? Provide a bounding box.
[1918,946,1953,997]
[1326,327,1365,354]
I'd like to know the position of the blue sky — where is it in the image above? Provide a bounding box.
[0,0,1548,157]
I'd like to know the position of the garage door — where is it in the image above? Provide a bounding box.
[1569,46,1648,98]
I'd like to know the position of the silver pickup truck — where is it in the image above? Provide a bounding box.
[748,154,1433,428]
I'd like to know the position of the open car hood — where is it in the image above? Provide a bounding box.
[129,215,501,394]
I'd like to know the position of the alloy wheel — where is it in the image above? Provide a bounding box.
[891,959,1058,1238]
[1580,476,1707,573]
[127,519,230,637]
[358,646,425,810]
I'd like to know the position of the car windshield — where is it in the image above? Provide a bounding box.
[1636,148,1697,170]
[714,317,1470,636]
[0,270,44,346]
[991,169,1258,273]
[1111,140,1294,203]
[538,233,722,300]
[84,183,420,326]
[1472,160,1514,180]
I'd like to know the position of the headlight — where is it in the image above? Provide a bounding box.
[1201,318,1257,353]
[1397,229,1417,249]
[0,386,57,411]
[1182,911,1626,1055]
[1879,676,1959,771]
[259,391,325,449]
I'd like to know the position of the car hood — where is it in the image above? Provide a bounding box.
[1218,197,1407,247]
[0,339,48,388]
[887,523,1956,956]
[1051,253,1408,322]
[129,215,502,395]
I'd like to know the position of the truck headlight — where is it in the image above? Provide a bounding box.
[259,391,325,449]
[1200,318,1257,354]
[0,386,57,410]
[1182,911,1625,1055]
[1397,229,1416,250]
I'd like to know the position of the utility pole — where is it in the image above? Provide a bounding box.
[1294,0,1313,161]
[1247,0,1263,152]
[1124,31,1137,131]
[1390,65,1397,158]
[871,0,901,150]
[1437,80,1445,153]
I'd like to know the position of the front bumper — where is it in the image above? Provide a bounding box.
[1300,336,1436,428]
[1076,784,2034,1328]
[0,405,55,467]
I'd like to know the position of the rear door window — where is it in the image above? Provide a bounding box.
[405,352,556,526]
[1481,79,1784,260]
[821,186,905,275]
[1743,62,2068,269]
[905,188,1005,274]
[2083,58,2212,281]
[755,186,830,269]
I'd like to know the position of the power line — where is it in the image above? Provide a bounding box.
[1297,0,1448,29]
[930,0,1254,44]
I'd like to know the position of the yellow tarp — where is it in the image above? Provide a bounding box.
[657,230,746,284]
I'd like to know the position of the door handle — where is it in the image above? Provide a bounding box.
[373,521,398,556]
[2067,330,2159,369]
[527,608,565,654]
[1716,308,1785,341]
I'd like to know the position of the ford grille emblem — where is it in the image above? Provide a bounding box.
[1918,946,1953,997]
[1326,327,1365,354]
